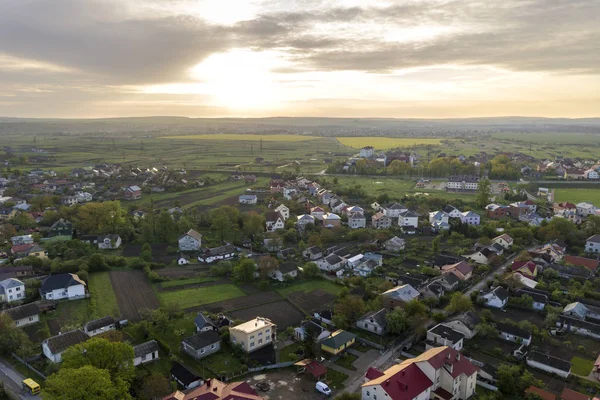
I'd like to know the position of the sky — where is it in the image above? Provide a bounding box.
[1,0,599,118]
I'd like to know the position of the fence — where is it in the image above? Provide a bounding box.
[12,352,47,380]
[476,380,498,391]
[354,336,386,351]
[248,361,294,373]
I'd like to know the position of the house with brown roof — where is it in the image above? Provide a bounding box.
[561,388,591,400]
[525,386,556,400]
[564,255,599,272]
[163,378,263,400]
[441,261,473,281]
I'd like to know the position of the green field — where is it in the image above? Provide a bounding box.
[337,137,442,149]
[553,188,600,205]
[277,280,344,297]
[88,272,120,319]
[570,356,594,376]
[156,284,246,309]
[492,132,600,145]
[53,299,92,328]
[160,276,217,288]
[164,134,318,142]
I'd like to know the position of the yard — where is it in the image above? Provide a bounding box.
[157,284,246,310]
[88,272,120,319]
[159,276,218,289]
[51,299,92,329]
[553,188,600,205]
[325,369,348,390]
[276,280,344,298]
[334,353,358,371]
[279,342,304,363]
[571,356,594,376]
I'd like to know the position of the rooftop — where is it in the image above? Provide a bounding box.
[230,317,275,334]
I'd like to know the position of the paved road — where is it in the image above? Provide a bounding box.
[0,358,41,400]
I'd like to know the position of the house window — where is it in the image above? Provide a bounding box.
[29,317,34,321]
[258,339,263,344]
[366,391,370,397]
[141,354,146,361]
[200,348,205,354]
[250,342,255,348]
[266,329,270,334]
[265,337,270,342]
[250,335,255,340]
[258,332,263,337]
[211,344,215,349]
[232,337,237,343]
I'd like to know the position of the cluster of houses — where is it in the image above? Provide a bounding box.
[538,159,600,180]
[486,199,600,227]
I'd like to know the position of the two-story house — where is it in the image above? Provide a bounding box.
[371,212,393,229]
[382,203,408,218]
[265,211,285,232]
[48,219,73,238]
[274,204,290,220]
[229,317,276,353]
[586,235,600,254]
[426,324,465,351]
[178,229,203,251]
[460,211,480,226]
[348,212,367,229]
[398,210,419,229]
[0,278,25,303]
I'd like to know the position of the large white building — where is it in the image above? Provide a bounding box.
[362,346,478,400]
[447,175,480,191]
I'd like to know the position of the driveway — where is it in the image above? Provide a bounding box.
[246,369,329,400]
[0,358,41,400]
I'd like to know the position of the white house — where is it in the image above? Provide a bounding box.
[429,211,449,224]
[348,212,367,229]
[426,324,465,351]
[398,210,419,229]
[10,235,33,246]
[42,329,89,363]
[310,206,325,220]
[359,146,375,158]
[460,211,480,225]
[447,175,479,191]
[40,274,86,301]
[443,205,462,218]
[492,234,514,250]
[3,303,40,327]
[178,229,202,251]
[576,202,597,217]
[585,169,600,180]
[0,278,25,303]
[356,309,388,336]
[98,234,121,250]
[481,286,509,309]
[274,204,290,220]
[198,245,237,264]
[526,351,571,378]
[317,254,345,273]
[382,203,408,218]
[496,321,532,345]
[265,211,285,232]
[297,214,315,228]
[83,316,116,337]
[239,194,257,204]
[133,340,160,366]
[269,262,298,282]
[586,235,600,253]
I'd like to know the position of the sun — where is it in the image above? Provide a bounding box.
[189,49,283,109]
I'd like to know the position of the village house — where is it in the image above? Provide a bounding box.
[83,316,116,337]
[229,317,276,353]
[382,284,421,309]
[348,212,367,229]
[586,235,600,253]
[163,378,263,400]
[303,245,323,260]
[576,202,597,217]
[42,329,89,363]
[362,346,478,400]
[496,321,532,345]
[460,210,480,225]
[170,362,203,390]
[317,254,345,274]
[526,351,571,379]
[398,210,419,230]
[239,194,258,204]
[445,312,481,339]
[40,273,86,301]
[371,212,393,229]
[323,212,341,228]
[447,175,480,191]
[486,203,509,219]
[265,211,285,232]
[481,286,509,309]
[294,319,331,342]
[48,219,73,238]
[492,233,514,249]
[97,234,121,250]
[511,260,539,279]
[269,261,298,281]
[182,330,221,360]
[563,302,600,321]
[516,288,550,310]
[178,229,203,251]
[422,281,445,299]
[3,303,40,327]
[321,330,356,355]
[356,309,388,336]
[383,236,406,252]
[10,235,33,246]
[133,340,160,366]
[426,324,465,351]
[123,185,142,200]
[382,202,408,218]
[296,214,315,228]
[274,204,290,220]
[441,261,473,281]
[443,205,463,218]
[563,255,599,272]
[0,278,25,303]
[194,312,217,333]
[198,245,237,264]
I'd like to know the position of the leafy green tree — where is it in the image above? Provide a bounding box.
[404,299,428,318]
[42,365,131,400]
[62,338,135,382]
[333,295,366,328]
[476,178,492,208]
[475,322,498,338]
[257,255,279,279]
[88,253,109,272]
[446,293,473,314]
[137,373,173,400]
[233,258,256,282]
[496,364,541,395]
[335,393,361,400]
[302,262,320,278]
[0,314,31,356]
[432,236,440,254]
[385,308,410,335]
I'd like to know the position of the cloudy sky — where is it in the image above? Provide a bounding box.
[1,0,599,118]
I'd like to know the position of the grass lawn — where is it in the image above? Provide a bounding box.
[353,342,373,353]
[276,280,344,297]
[157,284,246,309]
[334,353,358,371]
[88,272,120,319]
[326,369,347,390]
[52,299,92,328]
[571,356,594,376]
[200,347,247,376]
[160,276,218,288]
[279,342,304,362]
[553,188,600,205]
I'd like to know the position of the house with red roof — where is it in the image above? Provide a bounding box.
[362,346,478,400]
[511,260,539,279]
[525,386,556,400]
[563,255,599,272]
[561,388,591,400]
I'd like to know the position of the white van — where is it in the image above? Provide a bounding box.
[316,381,332,396]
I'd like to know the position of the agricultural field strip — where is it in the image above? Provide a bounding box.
[109,270,161,322]
[193,291,284,313]
[336,136,442,149]
[88,272,120,319]
[162,134,319,142]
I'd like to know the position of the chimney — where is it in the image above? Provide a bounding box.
[456,354,461,361]
[206,379,211,388]
[398,382,408,391]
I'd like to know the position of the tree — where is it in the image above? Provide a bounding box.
[138,373,172,400]
[243,212,264,236]
[62,338,135,382]
[335,393,361,400]
[302,262,320,279]
[233,258,256,282]
[475,322,498,338]
[432,236,440,254]
[496,364,541,395]
[333,295,366,328]
[42,365,131,400]
[88,253,109,272]
[446,293,473,313]
[404,299,428,318]
[385,307,410,335]
[257,256,279,279]
[476,178,491,208]
[0,314,31,356]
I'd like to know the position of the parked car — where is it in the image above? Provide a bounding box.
[316,382,331,396]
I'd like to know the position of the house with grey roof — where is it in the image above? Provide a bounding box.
[178,229,203,251]
[356,309,388,336]
[43,329,89,363]
[133,340,160,366]
[181,331,221,360]
[3,303,40,327]
[194,312,216,333]
[382,284,421,309]
[83,316,115,337]
[0,278,25,303]
[426,323,465,351]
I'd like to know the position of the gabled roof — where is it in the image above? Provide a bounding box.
[359,308,388,327]
[411,346,477,378]
[134,340,159,358]
[194,313,215,330]
[182,229,203,241]
[0,278,24,292]
[182,330,221,350]
[321,330,356,349]
[493,233,514,243]
[428,324,465,343]
[561,388,590,400]
[265,211,284,222]
[383,284,420,302]
[587,234,600,243]
[40,273,86,294]
[278,261,298,274]
[44,329,89,354]
[170,362,201,386]
[495,321,531,339]
[525,386,556,400]
[527,351,571,373]
[84,316,115,332]
[364,362,432,400]
[384,202,406,210]
[564,255,599,271]
[3,303,39,321]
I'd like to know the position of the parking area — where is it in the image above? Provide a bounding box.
[246,369,335,400]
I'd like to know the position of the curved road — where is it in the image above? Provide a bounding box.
[0,358,40,400]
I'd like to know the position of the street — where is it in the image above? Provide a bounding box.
[0,358,41,400]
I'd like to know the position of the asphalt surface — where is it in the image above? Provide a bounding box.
[0,358,41,400]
